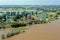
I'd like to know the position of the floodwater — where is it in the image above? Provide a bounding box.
[4,18,60,40]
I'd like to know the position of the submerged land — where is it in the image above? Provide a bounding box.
[5,18,60,40]
[0,5,60,40]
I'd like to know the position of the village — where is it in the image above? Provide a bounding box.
[0,5,60,40]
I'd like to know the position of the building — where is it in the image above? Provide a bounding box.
[0,7,44,21]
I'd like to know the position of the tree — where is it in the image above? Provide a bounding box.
[2,14,7,21]
[57,12,60,15]
[0,16,3,22]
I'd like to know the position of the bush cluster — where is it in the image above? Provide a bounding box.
[11,20,48,28]
[11,22,28,28]
[1,30,20,39]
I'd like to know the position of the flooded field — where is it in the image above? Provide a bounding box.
[5,18,60,40]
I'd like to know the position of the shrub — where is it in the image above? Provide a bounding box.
[29,21,33,25]
[7,32,14,37]
[1,35,5,39]
[6,30,20,38]
[11,22,28,28]
[13,30,20,35]
[22,31,25,32]
[29,20,40,25]
[40,20,45,24]
[11,22,20,28]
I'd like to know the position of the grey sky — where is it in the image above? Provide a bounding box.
[0,0,60,5]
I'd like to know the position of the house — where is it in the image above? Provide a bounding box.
[0,7,44,21]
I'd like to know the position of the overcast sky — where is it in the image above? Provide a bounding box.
[0,0,60,5]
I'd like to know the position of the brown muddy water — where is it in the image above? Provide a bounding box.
[1,18,60,40]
